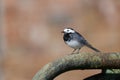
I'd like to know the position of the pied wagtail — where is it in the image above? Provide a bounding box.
[61,28,107,74]
[62,28,100,53]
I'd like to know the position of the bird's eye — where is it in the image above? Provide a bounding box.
[67,30,69,32]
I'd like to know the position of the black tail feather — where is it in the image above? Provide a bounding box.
[85,43,101,52]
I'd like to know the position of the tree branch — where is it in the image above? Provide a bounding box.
[32,52,120,80]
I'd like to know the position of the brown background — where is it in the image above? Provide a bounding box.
[0,0,120,80]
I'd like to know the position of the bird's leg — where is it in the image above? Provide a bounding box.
[71,48,81,54]
[76,48,81,54]
[71,49,76,54]
[72,49,76,53]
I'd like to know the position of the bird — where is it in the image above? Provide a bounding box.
[61,28,108,74]
[62,28,100,53]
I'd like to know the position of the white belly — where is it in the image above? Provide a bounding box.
[66,40,83,49]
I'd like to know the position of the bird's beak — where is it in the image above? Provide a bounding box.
[61,31,64,33]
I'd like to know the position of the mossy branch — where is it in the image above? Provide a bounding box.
[32,52,120,80]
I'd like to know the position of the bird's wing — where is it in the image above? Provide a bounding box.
[73,32,100,52]
[73,32,87,44]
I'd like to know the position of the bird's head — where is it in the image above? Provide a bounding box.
[62,28,75,34]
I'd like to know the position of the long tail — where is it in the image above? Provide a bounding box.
[85,43,101,52]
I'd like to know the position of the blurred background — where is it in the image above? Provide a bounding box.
[0,0,120,80]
